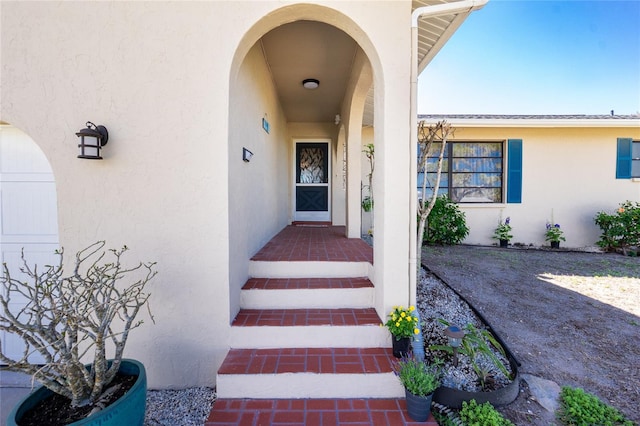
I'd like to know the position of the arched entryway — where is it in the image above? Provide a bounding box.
[0,123,59,363]
[226,4,383,319]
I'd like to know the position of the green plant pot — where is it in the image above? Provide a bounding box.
[7,359,147,426]
[404,389,433,421]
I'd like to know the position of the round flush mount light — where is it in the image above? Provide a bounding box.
[302,78,320,89]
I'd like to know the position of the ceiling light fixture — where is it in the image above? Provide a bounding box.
[302,78,319,90]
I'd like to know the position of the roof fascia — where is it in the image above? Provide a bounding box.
[418,13,470,73]
[419,118,640,128]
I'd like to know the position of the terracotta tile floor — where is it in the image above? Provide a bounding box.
[243,277,373,290]
[218,348,395,375]
[231,308,381,327]
[206,398,437,425]
[251,226,373,263]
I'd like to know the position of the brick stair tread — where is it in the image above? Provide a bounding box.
[242,277,373,290]
[218,347,396,375]
[206,398,437,425]
[231,308,381,326]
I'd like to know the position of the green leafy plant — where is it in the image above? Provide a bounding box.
[394,356,440,397]
[545,222,566,243]
[460,400,514,426]
[557,386,633,426]
[594,201,640,255]
[423,195,470,245]
[430,321,512,391]
[361,195,373,212]
[492,217,513,242]
[384,305,420,339]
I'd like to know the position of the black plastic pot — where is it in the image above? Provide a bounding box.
[392,336,411,358]
[405,389,433,421]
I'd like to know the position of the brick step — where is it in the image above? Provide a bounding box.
[241,278,374,309]
[229,308,389,349]
[206,398,438,425]
[231,308,380,327]
[249,259,372,279]
[216,348,404,398]
[242,277,373,290]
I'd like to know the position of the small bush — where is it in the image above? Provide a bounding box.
[594,201,640,255]
[460,400,514,426]
[557,387,633,426]
[424,195,469,245]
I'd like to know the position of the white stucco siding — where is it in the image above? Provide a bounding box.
[450,127,640,248]
[1,1,240,388]
[228,42,289,321]
[1,0,415,388]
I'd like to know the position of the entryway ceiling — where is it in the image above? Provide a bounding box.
[259,2,473,127]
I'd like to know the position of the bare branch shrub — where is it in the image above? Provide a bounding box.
[0,241,156,408]
[417,120,454,270]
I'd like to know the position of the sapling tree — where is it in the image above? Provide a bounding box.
[416,120,454,270]
[0,241,156,410]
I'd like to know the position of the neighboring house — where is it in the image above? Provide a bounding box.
[416,114,640,248]
[0,1,486,390]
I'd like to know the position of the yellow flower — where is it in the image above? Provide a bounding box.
[409,306,415,312]
[400,312,406,318]
[414,328,420,334]
[406,317,412,322]
[395,322,400,327]
[414,317,419,322]
[391,314,397,321]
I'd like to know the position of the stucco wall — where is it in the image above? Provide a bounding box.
[228,43,290,322]
[449,126,640,248]
[1,0,414,388]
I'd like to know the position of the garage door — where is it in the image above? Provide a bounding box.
[0,124,59,363]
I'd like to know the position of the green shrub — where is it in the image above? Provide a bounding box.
[423,195,469,245]
[557,387,633,426]
[594,201,640,255]
[460,400,513,426]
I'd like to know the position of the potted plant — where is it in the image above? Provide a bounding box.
[492,217,512,247]
[0,241,156,426]
[361,196,373,212]
[395,356,440,421]
[545,222,566,248]
[384,306,420,358]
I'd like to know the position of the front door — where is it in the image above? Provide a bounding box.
[294,141,330,222]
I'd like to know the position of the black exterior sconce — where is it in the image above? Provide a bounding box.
[77,121,109,159]
[243,147,253,162]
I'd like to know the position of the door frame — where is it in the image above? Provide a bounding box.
[292,138,332,222]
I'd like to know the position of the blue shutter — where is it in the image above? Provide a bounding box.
[616,138,632,179]
[507,139,522,203]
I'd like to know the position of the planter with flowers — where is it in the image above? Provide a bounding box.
[492,217,513,248]
[394,356,440,421]
[545,222,566,248]
[384,305,420,358]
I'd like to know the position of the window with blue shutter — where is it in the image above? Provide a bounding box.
[616,138,634,179]
[507,139,522,203]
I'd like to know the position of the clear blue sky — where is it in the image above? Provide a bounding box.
[418,0,640,115]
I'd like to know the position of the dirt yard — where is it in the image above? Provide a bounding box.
[421,245,640,425]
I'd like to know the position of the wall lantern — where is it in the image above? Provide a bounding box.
[444,325,465,367]
[302,78,319,90]
[242,147,253,163]
[76,121,109,160]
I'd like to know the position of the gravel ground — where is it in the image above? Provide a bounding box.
[417,269,513,392]
[144,387,216,426]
